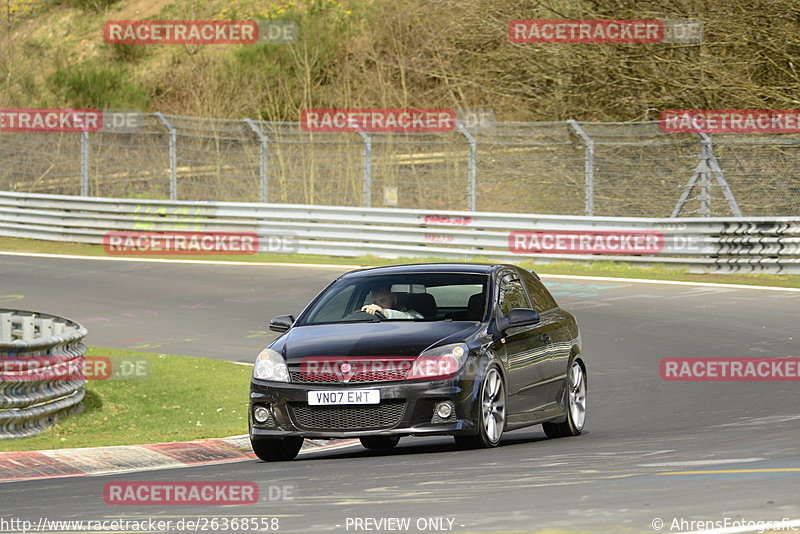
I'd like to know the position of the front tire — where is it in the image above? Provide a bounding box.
[360,436,400,450]
[543,359,586,438]
[455,365,506,449]
[251,436,304,461]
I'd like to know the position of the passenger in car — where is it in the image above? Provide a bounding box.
[361,287,424,319]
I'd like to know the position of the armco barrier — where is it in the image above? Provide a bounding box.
[0,191,798,273]
[0,309,87,439]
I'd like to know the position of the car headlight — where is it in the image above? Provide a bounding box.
[406,343,469,380]
[253,348,289,382]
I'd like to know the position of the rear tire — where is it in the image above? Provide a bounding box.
[543,360,586,438]
[454,364,506,449]
[251,436,304,461]
[359,435,400,450]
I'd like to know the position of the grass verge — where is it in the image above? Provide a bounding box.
[2,236,800,289]
[0,347,252,452]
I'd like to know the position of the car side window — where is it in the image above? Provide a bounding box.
[306,283,357,323]
[498,273,531,315]
[521,270,558,313]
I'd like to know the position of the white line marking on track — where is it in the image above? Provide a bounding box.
[718,414,800,427]
[659,287,737,299]
[539,273,800,292]
[0,251,361,270]
[638,458,766,467]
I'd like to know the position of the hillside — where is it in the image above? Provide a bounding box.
[2,0,799,122]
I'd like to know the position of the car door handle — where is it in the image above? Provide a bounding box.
[540,333,551,342]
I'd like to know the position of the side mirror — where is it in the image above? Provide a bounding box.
[269,314,295,333]
[506,308,540,328]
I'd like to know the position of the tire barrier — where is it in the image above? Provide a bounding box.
[0,310,87,439]
[714,221,800,273]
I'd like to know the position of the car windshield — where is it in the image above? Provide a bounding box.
[299,272,488,325]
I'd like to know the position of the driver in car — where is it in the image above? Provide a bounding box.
[361,287,423,319]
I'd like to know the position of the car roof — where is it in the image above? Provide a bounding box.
[339,263,513,279]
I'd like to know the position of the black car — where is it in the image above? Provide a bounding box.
[249,263,585,461]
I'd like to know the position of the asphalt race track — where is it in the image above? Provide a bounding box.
[2,253,800,533]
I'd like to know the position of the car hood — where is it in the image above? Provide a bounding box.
[274,321,481,361]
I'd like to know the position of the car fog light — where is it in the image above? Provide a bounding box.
[435,402,453,419]
[254,406,271,423]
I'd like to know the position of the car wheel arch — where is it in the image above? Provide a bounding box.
[571,352,586,387]
[549,350,586,422]
[465,355,509,426]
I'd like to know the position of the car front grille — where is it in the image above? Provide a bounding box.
[288,360,413,384]
[289,369,409,384]
[288,401,406,431]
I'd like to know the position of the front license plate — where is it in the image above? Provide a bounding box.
[307,389,380,405]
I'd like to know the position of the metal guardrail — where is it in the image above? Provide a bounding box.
[0,191,798,273]
[0,309,87,439]
[3,115,800,217]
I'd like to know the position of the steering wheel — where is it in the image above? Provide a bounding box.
[343,309,386,321]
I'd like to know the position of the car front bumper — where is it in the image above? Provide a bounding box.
[249,377,479,439]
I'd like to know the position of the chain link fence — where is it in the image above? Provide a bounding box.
[1,114,799,217]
